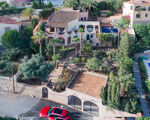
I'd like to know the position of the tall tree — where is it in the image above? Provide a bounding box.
[112,19,128,47]
[78,28,84,56]
[1,29,21,49]
[49,38,61,57]
[21,7,35,21]
[80,0,97,11]
[32,30,47,56]
[72,37,79,56]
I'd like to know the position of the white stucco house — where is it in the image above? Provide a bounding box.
[123,0,150,27]
[0,18,20,45]
[41,8,101,46]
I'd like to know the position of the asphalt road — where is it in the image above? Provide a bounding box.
[0,91,93,120]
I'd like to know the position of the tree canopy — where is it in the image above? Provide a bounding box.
[19,54,54,80]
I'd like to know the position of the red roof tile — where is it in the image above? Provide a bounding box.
[0,18,19,24]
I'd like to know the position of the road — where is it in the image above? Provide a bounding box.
[0,91,93,120]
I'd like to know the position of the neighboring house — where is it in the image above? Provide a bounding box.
[44,8,101,46]
[6,0,32,8]
[0,18,20,45]
[123,0,150,27]
[43,0,64,8]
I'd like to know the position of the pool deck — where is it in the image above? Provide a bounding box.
[70,72,108,99]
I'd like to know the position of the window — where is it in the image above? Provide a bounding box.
[145,13,148,17]
[84,17,86,20]
[136,14,141,18]
[90,34,93,38]
[148,6,150,11]
[135,6,141,11]
[5,27,10,32]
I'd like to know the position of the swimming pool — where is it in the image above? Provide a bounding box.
[101,26,118,33]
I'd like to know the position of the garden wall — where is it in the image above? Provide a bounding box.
[0,75,137,118]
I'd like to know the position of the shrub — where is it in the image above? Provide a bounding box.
[86,57,100,71]
[2,48,22,62]
[98,33,114,42]
[19,54,54,81]
[31,18,39,28]
[1,29,21,49]
[106,11,112,17]
[0,60,18,76]
[39,8,55,18]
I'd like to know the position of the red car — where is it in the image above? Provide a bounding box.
[40,107,71,120]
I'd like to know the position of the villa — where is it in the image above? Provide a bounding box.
[44,8,101,46]
[123,0,150,27]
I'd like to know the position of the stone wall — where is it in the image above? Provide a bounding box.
[0,74,137,118]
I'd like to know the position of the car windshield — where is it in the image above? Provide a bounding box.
[53,108,63,115]
[47,107,54,115]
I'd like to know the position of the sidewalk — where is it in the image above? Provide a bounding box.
[133,54,150,117]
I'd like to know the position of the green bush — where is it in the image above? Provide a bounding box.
[86,57,100,71]
[39,8,55,18]
[2,48,22,62]
[0,60,18,76]
[106,11,112,17]
[19,54,54,81]
[0,8,24,16]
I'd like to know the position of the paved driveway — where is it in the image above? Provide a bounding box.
[0,92,93,120]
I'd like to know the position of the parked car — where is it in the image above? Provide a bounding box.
[40,107,71,120]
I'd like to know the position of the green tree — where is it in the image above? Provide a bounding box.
[53,54,61,67]
[47,2,53,8]
[39,8,55,19]
[2,48,22,62]
[31,18,39,28]
[64,0,80,9]
[1,29,21,49]
[80,0,97,11]
[82,43,93,56]
[21,7,35,21]
[112,19,128,47]
[19,54,54,81]
[72,37,79,56]
[38,23,45,32]
[86,57,100,71]
[49,38,61,57]
[118,33,132,57]
[100,86,107,104]
[32,30,47,56]
[1,2,9,9]
[78,28,84,56]
[98,33,114,43]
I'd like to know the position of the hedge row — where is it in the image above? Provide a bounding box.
[0,8,25,16]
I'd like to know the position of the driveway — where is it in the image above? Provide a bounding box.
[0,91,93,120]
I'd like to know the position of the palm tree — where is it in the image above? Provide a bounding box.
[53,54,61,67]
[112,20,128,47]
[49,38,61,57]
[72,37,80,56]
[80,0,97,11]
[21,7,35,21]
[78,28,84,56]
[32,30,47,55]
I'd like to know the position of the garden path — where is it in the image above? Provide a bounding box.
[133,54,150,117]
[48,50,76,83]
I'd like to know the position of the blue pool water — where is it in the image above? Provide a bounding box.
[101,26,118,33]
[148,63,150,67]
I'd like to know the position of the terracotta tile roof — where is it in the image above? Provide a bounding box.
[48,11,79,28]
[0,18,19,24]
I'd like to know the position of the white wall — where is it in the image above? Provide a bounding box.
[0,23,20,45]
[68,19,100,46]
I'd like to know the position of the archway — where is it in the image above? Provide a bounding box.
[68,95,82,110]
[58,37,65,45]
[42,87,48,98]
[67,37,71,45]
[83,101,99,116]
